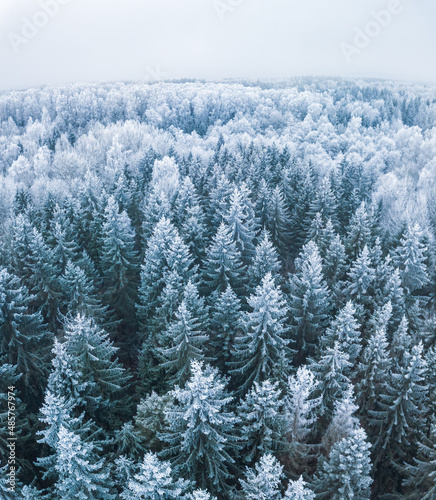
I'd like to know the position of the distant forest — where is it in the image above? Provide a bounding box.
[0,78,435,499]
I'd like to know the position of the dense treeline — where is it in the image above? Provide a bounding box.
[0,78,435,499]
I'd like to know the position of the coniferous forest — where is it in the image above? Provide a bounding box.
[0,78,435,499]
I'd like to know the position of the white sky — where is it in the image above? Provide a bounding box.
[0,0,435,91]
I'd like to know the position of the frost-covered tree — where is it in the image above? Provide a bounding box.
[239,454,284,500]
[394,224,429,294]
[371,343,428,469]
[0,268,51,405]
[238,380,284,463]
[160,361,239,494]
[319,301,361,368]
[248,230,282,288]
[402,424,436,500]
[121,452,190,500]
[54,425,114,500]
[209,286,243,374]
[288,241,331,361]
[202,222,246,297]
[224,183,257,265]
[100,195,139,335]
[310,342,351,421]
[283,366,321,476]
[158,300,209,387]
[231,273,291,393]
[284,476,315,500]
[346,202,373,259]
[313,428,372,500]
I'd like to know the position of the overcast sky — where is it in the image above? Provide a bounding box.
[0,0,435,91]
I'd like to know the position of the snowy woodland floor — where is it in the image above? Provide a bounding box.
[0,78,435,499]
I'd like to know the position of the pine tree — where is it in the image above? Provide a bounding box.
[266,185,291,256]
[187,489,217,500]
[357,327,391,424]
[160,361,239,495]
[248,230,282,288]
[371,343,428,469]
[58,260,109,326]
[100,195,139,335]
[238,380,284,463]
[394,224,429,295]
[60,314,129,424]
[239,454,284,500]
[158,300,209,388]
[121,452,190,500]
[390,315,412,370]
[307,177,338,228]
[283,366,321,477]
[202,222,246,297]
[344,245,375,321]
[49,204,80,273]
[319,301,361,368]
[323,234,348,306]
[313,428,372,500]
[209,286,243,374]
[284,477,315,500]
[346,202,373,259]
[402,424,436,500]
[113,422,145,460]
[224,184,257,265]
[310,342,351,421]
[231,273,291,393]
[288,241,331,361]
[322,385,360,455]
[54,425,114,500]
[0,268,51,406]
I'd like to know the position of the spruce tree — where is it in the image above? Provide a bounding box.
[238,380,284,463]
[202,222,246,297]
[284,477,315,500]
[231,273,291,393]
[160,361,239,495]
[100,195,139,337]
[288,241,331,361]
[312,428,372,500]
[248,230,282,288]
[239,454,284,500]
[121,452,190,500]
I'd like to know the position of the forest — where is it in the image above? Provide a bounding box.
[0,77,435,499]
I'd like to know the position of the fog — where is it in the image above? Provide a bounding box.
[0,0,435,91]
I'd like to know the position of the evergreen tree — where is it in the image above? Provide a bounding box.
[0,268,51,406]
[209,286,243,374]
[394,224,429,295]
[288,241,331,361]
[160,361,239,495]
[224,184,257,265]
[319,301,361,368]
[158,300,209,388]
[371,343,428,470]
[283,366,321,477]
[121,452,190,500]
[231,273,291,393]
[238,380,284,463]
[323,234,348,306]
[284,477,315,500]
[310,342,351,421]
[202,222,246,297]
[346,202,373,259]
[100,195,139,336]
[313,428,372,500]
[266,185,291,256]
[239,454,284,500]
[402,424,436,500]
[357,326,391,424]
[248,230,282,288]
[54,425,114,500]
